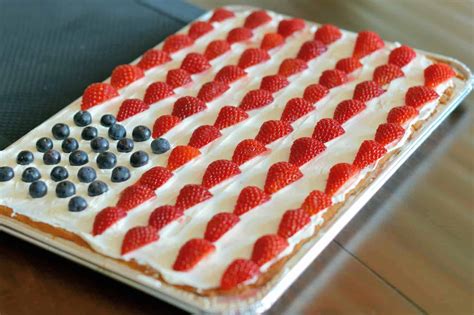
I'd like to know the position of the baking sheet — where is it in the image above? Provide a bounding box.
[1,5,472,314]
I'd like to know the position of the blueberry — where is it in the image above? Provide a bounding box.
[151,138,171,154]
[36,137,54,153]
[50,166,69,182]
[117,138,134,153]
[90,137,109,153]
[96,151,117,169]
[132,125,151,142]
[56,180,76,198]
[101,114,116,127]
[43,149,61,165]
[81,126,98,140]
[111,166,130,183]
[52,123,70,140]
[68,196,88,212]
[29,181,48,198]
[73,110,92,127]
[17,150,34,165]
[0,166,14,182]
[130,151,149,168]
[22,167,41,182]
[88,180,109,197]
[61,137,79,153]
[69,150,89,166]
[77,166,96,183]
[108,124,126,140]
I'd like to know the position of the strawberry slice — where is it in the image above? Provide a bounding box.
[204,40,231,61]
[214,106,249,130]
[214,65,246,84]
[220,259,260,290]
[260,74,289,93]
[173,238,215,271]
[319,69,348,89]
[138,166,173,190]
[204,212,240,242]
[278,58,308,77]
[233,186,270,216]
[188,125,222,148]
[227,27,253,44]
[280,97,314,123]
[388,45,416,68]
[202,160,241,188]
[197,81,229,102]
[232,139,267,165]
[116,184,156,211]
[353,140,387,169]
[255,120,293,145]
[260,33,285,51]
[144,81,174,105]
[148,205,184,231]
[188,21,213,40]
[116,99,149,121]
[335,57,362,74]
[110,64,144,89]
[325,163,359,196]
[244,10,272,29]
[251,234,289,266]
[405,86,439,108]
[302,83,329,103]
[289,137,326,167]
[166,68,192,89]
[373,64,404,86]
[92,206,127,236]
[353,30,384,59]
[374,123,405,146]
[301,190,332,215]
[81,83,118,110]
[424,63,455,88]
[297,40,327,62]
[121,226,158,255]
[239,89,274,111]
[209,8,235,22]
[180,53,210,74]
[333,99,367,124]
[386,105,419,125]
[137,49,171,70]
[264,162,303,194]
[152,114,181,138]
[312,118,345,143]
[277,18,305,37]
[314,24,342,45]
[353,81,385,102]
[172,96,207,120]
[175,184,212,210]
[238,48,270,69]
[278,208,311,238]
[163,34,193,53]
[167,145,201,171]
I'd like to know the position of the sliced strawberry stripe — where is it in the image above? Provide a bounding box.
[92,207,127,236]
[173,238,215,271]
[116,184,156,211]
[202,160,241,188]
[148,205,184,231]
[277,208,311,238]
[204,212,240,242]
[121,226,158,255]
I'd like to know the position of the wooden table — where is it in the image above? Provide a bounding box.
[1,0,473,314]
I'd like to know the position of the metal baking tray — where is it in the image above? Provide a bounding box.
[1,5,472,314]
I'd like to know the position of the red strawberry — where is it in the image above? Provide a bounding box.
[301,190,332,215]
[238,48,270,69]
[204,212,240,242]
[314,24,342,45]
[333,99,367,124]
[214,106,249,130]
[405,86,439,108]
[373,64,404,85]
[180,53,210,74]
[110,64,144,89]
[374,123,405,146]
[137,49,171,70]
[173,238,215,271]
[278,58,308,77]
[277,208,311,238]
[280,97,314,123]
[325,163,358,196]
[138,166,173,190]
[239,89,273,111]
[319,69,348,89]
[251,234,289,266]
[116,99,149,121]
[220,259,260,290]
[197,81,229,102]
[260,74,289,93]
[148,205,184,231]
[227,27,253,44]
[172,96,207,119]
[121,226,158,255]
[353,140,387,169]
[209,8,235,23]
[144,81,174,105]
[335,57,362,74]
[264,162,303,194]
[152,114,181,138]
[388,45,416,68]
[233,186,270,216]
[81,83,118,110]
[255,120,293,145]
[386,105,418,125]
[297,40,327,62]
[116,184,156,211]
[188,125,222,148]
[353,31,384,59]
[162,34,193,53]
[188,21,213,40]
[204,39,231,60]
[289,137,326,167]
[92,207,127,236]
[202,160,241,188]
[214,65,246,84]
[277,18,305,37]
[232,139,267,165]
[175,184,212,209]
[260,33,284,51]
[312,118,345,143]
[302,84,329,104]
[353,81,385,102]
[244,10,272,29]
[166,68,192,89]
[424,63,455,88]
[167,145,201,171]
